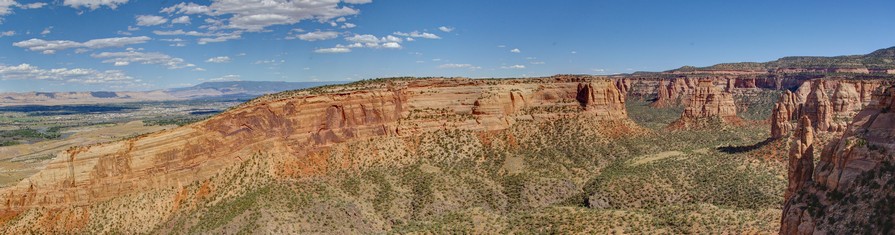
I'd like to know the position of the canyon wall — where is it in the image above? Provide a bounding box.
[0,77,630,211]
[771,80,883,139]
[667,79,742,128]
[781,85,895,234]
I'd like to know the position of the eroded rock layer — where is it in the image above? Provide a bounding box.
[0,77,630,211]
[770,80,883,139]
[667,79,741,128]
[781,85,895,234]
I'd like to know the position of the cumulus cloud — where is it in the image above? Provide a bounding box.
[0,30,14,37]
[342,34,403,48]
[0,1,46,23]
[160,0,371,32]
[13,36,151,54]
[91,48,195,69]
[501,64,525,69]
[438,63,479,69]
[315,47,350,53]
[340,23,356,29]
[510,48,520,53]
[205,56,231,63]
[393,31,440,39]
[438,26,453,32]
[63,0,129,10]
[0,63,135,84]
[293,31,339,41]
[171,15,190,24]
[40,26,51,35]
[160,2,210,14]
[136,15,168,26]
[381,42,401,49]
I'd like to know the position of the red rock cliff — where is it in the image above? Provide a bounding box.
[781,85,895,234]
[0,77,631,211]
[771,80,883,139]
[667,79,741,129]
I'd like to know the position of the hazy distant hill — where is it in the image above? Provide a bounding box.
[166,81,340,99]
[0,81,341,106]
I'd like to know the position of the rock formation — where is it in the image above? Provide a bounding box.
[770,80,884,139]
[0,77,632,211]
[667,79,741,129]
[784,116,815,201]
[781,85,895,234]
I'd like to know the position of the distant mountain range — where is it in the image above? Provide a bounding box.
[0,81,341,106]
[669,46,895,74]
[166,81,337,100]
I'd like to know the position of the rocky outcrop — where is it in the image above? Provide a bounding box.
[650,77,697,108]
[770,80,884,139]
[784,116,815,201]
[781,85,895,234]
[0,77,632,211]
[667,79,741,129]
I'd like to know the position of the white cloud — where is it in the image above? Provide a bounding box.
[342,34,404,49]
[197,32,242,44]
[497,45,506,48]
[166,0,371,32]
[0,1,46,23]
[393,31,440,39]
[169,43,187,47]
[0,30,14,37]
[172,15,190,24]
[205,56,231,63]
[381,42,401,49]
[294,31,339,41]
[40,26,51,35]
[438,63,479,69]
[530,61,545,65]
[315,47,350,53]
[20,2,46,9]
[570,51,577,54]
[501,64,525,69]
[136,15,168,26]
[207,74,240,81]
[510,48,520,53]
[340,23,356,29]
[345,34,380,44]
[64,0,129,10]
[153,29,216,37]
[13,36,151,54]
[0,63,135,84]
[160,2,210,14]
[91,49,194,69]
[438,26,454,32]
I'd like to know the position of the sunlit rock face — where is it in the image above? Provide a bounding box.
[781,85,895,234]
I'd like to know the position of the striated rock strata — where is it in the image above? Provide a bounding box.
[0,77,631,212]
[771,80,884,139]
[667,79,742,128]
[781,85,895,234]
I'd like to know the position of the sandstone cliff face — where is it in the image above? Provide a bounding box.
[784,117,815,201]
[770,80,883,139]
[0,77,630,211]
[667,79,741,129]
[781,85,895,234]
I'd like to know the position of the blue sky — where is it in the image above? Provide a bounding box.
[0,0,893,92]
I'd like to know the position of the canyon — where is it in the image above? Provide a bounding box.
[0,47,892,233]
